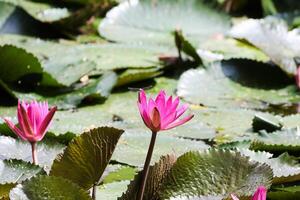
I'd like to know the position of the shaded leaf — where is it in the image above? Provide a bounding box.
[0,183,15,199]
[0,3,14,29]
[177,61,299,109]
[159,149,273,199]
[22,175,92,200]
[50,127,124,190]
[121,155,177,200]
[0,136,65,171]
[0,159,43,184]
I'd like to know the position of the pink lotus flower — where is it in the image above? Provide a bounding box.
[137,89,194,132]
[231,186,267,200]
[4,101,57,142]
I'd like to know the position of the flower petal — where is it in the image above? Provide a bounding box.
[19,103,35,137]
[151,107,161,131]
[3,118,28,141]
[37,106,57,141]
[175,104,189,119]
[252,186,267,200]
[155,90,167,117]
[138,103,152,128]
[138,89,147,106]
[164,114,194,130]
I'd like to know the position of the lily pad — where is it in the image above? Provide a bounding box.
[99,0,231,46]
[230,17,300,77]
[121,155,177,200]
[97,181,130,200]
[250,128,300,156]
[239,149,300,184]
[0,136,65,171]
[177,61,299,109]
[159,149,273,199]
[0,34,161,87]
[0,0,70,23]
[0,159,43,184]
[21,175,92,200]
[112,128,210,166]
[50,127,124,190]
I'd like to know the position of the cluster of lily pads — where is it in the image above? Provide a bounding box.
[1,0,300,199]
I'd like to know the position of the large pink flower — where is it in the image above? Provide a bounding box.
[137,90,194,132]
[231,186,267,200]
[4,101,57,142]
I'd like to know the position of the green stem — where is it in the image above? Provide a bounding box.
[92,184,96,200]
[30,142,37,165]
[136,131,157,200]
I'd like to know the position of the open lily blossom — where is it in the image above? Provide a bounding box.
[231,186,267,200]
[137,89,194,200]
[4,101,57,142]
[138,89,194,132]
[3,100,57,164]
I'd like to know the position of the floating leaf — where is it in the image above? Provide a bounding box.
[230,17,300,77]
[250,128,300,156]
[198,38,269,63]
[101,165,137,185]
[268,185,300,200]
[252,113,282,133]
[239,149,300,184]
[112,128,210,166]
[21,175,92,200]
[177,61,299,109]
[0,136,65,172]
[50,127,124,190]
[159,149,273,199]
[0,159,43,184]
[0,0,70,23]
[0,34,161,87]
[121,155,177,200]
[99,0,230,46]
[97,181,130,200]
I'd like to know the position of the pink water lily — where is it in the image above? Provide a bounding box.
[138,89,194,132]
[3,100,57,164]
[231,186,267,200]
[137,89,194,200]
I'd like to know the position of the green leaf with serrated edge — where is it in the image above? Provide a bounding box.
[0,3,14,29]
[99,0,230,46]
[177,61,300,109]
[230,17,300,77]
[0,183,15,199]
[97,181,130,200]
[198,38,269,63]
[0,34,161,87]
[0,0,70,23]
[239,149,300,184]
[0,159,43,184]
[120,155,177,200]
[50,127,124,190]
[21,175,92,200]
[0,136,65,172]
[159,149,273,199]
[250,128,300,156]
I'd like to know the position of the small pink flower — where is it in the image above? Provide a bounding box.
[4,100,57,142]
[231,186,267,200]
[137,89,194,132]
